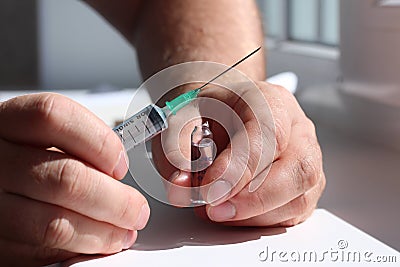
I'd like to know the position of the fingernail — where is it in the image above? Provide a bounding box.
[168,170,180,182]
[123,230,135,249]
[169,170,190,185]
[135,204,150,230]
[208,201,236,222]
[166,171,192,207]
[207,179,232,205]
[113,148,129,179]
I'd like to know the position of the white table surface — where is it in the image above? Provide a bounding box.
[64,206,398,267]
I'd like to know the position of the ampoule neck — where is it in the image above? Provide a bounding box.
[191,121,213,143]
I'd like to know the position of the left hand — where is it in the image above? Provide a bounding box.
[0,93,149,265]
[152,81,326,227]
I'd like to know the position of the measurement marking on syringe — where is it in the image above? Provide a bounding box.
[135,125,140,132]
[127,130,136,142]
[142,121,151,134]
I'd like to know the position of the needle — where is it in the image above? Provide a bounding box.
[197,46,262,90]
[165,46,262,115]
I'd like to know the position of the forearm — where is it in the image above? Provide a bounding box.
[134,0,265,81]
[85,0,265,82]
[83,0,143,40]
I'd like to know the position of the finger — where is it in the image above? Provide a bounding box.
[158,102,202,172]
[274,175,326,227]
[274,205,316,227]
[213,176,325,226]
[0,238,77,267]
[163,170,193,207]
[206,120,323,222]
[199,83,295,205]
[200,82,294,159]
[0,139,150,230]
[199,117,275,205]
[256,82,298,156]
[200,122,255,205]
[151,102,201,206]
[0,93,128,179]
[0,193,138,254]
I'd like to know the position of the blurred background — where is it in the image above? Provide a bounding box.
[1,0,399,251]
[0,0,340,91]
[0,0,140,91]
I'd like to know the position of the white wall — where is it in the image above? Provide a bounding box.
[38,0,141,90]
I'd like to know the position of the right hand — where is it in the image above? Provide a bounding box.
[0,93,150,266]
[152,82,324,227]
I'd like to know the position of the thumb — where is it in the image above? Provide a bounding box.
[151,102,202,206]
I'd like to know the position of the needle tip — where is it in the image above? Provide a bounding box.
[251,46,262,54]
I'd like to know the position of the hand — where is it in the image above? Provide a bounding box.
[152,81,325,226]
[0,93,150,266]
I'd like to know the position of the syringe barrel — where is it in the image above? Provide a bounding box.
[113,104,168,152]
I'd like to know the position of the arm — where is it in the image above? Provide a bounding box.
[85,0,325,227]
[84,0,265,81]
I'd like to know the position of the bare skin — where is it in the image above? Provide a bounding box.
[85,0,265,80]
[0,93,150,266]
[0,0,325,265]
[86,0,325,224]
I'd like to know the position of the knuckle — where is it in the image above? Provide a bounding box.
[118,195,132,223]
[33,93,57,121]
[94,128,115,161]
[256,84,290,156]
[274,118,289,155]
[294,156,319,192]
[117,189,141,225]
[271,83,295,102]
[228,142,253,184]
[302,117,317,139]
[292,194,309,216]
[103,227,126,253]
[304,117,316,133]
[56,159,90,203]
[246,130,263,175]
[247,174,276,215]
[33,93,70,132]
[33,160,52,186]
[43,217,75,249]
[254,188,269,214]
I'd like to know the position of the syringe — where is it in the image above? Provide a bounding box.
[113,88,200,152]
[113,46,261,151]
